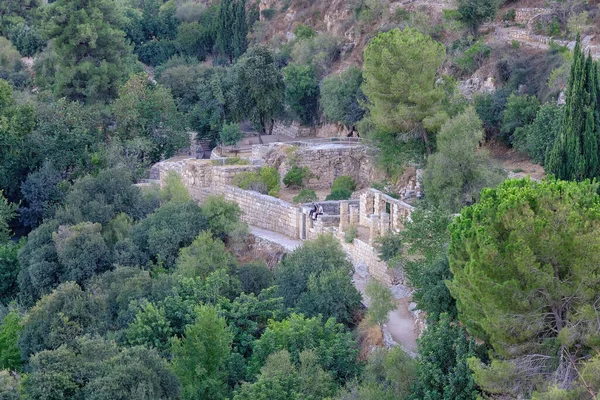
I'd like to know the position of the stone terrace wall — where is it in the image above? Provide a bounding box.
[154,158,301,239]
[341,237,394,285]
[219,185,300,239]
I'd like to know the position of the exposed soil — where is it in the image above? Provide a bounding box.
[486,141,546,181]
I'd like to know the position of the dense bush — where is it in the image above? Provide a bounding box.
[455,40,492,75]
[331,176,357,193]
[325,189,352,201]
[293,189,317,203]
[232,167,281,197]
[513,103,563,165]
[283,166,312,188]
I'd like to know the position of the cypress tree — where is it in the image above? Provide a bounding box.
[215,0,234,62]
[547,37,600,181]
[232,0,248,60]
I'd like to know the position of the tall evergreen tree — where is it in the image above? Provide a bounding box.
[232,0,248,60]
[215,0,247,63]
[546,37,600,181]
[44,0,137,103]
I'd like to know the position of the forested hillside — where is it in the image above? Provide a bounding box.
[1,0,600,398]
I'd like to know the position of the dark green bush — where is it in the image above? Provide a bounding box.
[325,189,352,201]
[261,8,276,20]
[283,166,312,188]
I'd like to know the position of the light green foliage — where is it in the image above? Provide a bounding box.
[293,23,316,39]
[250,313,360,383]
[331,176,357,193]
[365,280,394,327]
[276,235,361,325]
[202,195,244,241]
[159,171,191,204]
[340,346,416,400]
[219,122,244,146]
[547,38,600,181]
[457,0,500,34]
[0,37,29,87]
[293,189,317,204]
[455,40,492,74]
[172,304,233,400]
[344,225,358,243]
[233,167,280,196]
[125,300,173,354]
[513,103,563,165]
[18,282,106,358]
[0,311,22,371]
[132,200,208,269]
[283,166,312,188]
[234,350,336,400]
[423,108,504,213]
[0,241,20,304]
[0,191,16,244]
[43,0,137,103]
[320,66,365,130]
[500,93,540,143]
[231,46,284,140]
[291,33,340,78]
[412,313,478,400]
[0,370,19,400]
[362,28,447,147]
[283,63,320,125]
[222,287,284,358]
[176,231,237,279]
[381,205,455,320]
[23,336,180,400]
[113,74,187,162]
[448,179,600,395]
[567,11,589,39]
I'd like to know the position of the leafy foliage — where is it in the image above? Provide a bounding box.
[513,103,563,165]
[283,166,313,188]
[172,304,233,400]
[283,63,320,125]
[320,67,365,130]
[0,311,23,371]
[293,189,318,203]
[423,108,504,213]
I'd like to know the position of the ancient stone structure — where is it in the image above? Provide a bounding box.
[153,151,413,284]
[254,141,379,189]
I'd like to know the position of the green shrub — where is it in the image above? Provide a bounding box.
[261,8,276,20]
[455,40,492,74]
[283,166,312,188]
[503,9,516,21]
[232,167,280,197]
[331,176,356,193]
[294,24,316,40]
[325,189,352,201]
[224,157,250,166]
[344,225,358,243]
[293,189,317,204]
[443,9,462,21]
[219,122,244,146]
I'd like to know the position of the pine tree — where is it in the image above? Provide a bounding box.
[44,0,137,103]
[547,37,600,181]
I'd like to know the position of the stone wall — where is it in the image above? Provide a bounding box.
[154,158,301,238]
[261,143,377,190]
[271,121,314,138]
[341,236,394,285]
[514,7,547,24]
[219,185,301,239]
